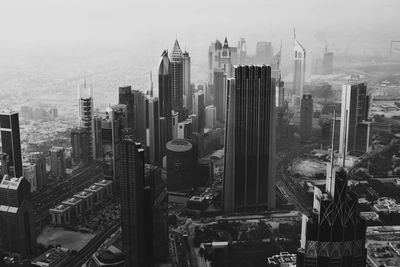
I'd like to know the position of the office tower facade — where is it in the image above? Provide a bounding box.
[92,115,103,160]
[237,38,247,64]
[322,47,333,75]
[71,127,88,165]
[0,175,35,260]
[103,105,127,185]
[171,40,184,113]
[27,152,47,190]
[192,91,205,132]
[159,50,172,142]
[205,105,217,129]
[293,31,306,100]
[183,51,192,110]
[78,82,94,162]
[223,65,276,213]
[221,37,232,78]
[214,68,226,122]
[50,147,65,179]
[188,114,198,133]
[297,168,367,267]
[132,90,146,143]
[300,94,313,141]
[119,138,148,266]
[0,153,9,178]
[166,139,197,191]
[208,39,223,84]
[22,163,37,192]
[0,112,22,177]
[146,97,161,166]
[172,111,179,139]
[118,86,135,130]
[339,82,370,155]
[177,120,193,139]
[255,41,273,64]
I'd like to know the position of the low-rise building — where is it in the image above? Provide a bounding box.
[94,179,113,197]
[49,204,71,225]
[85,184,104,204]
[267,252,296,266]
[31,247,69,267]
[73,190,94,211]
[61,197,83,218]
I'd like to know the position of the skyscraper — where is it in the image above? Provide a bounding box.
[255,41,273,64]
[339,82,370,155]
[171,39,184,114]
[182,51,192,110]
[50,147,66,179]
[205,105,217,129]
[119,138,148,266]
[208,39,223,84]
[221,37,232,78]
[300,94,313,141]
[27,152,47,190]
[0,112,22,177]
[293,30,306,101]
[297,168,367,267]
[0,175,35,260]
[159,50,172,142]
[146,97,161,166]
[132,90,146,144]
[22,163,37,192]
[92,115,103,160]
[119,86,135,130]
[71,127,88,165]
[223,65,276,213]
[192,91,205,133]
[237,38,247,65]
[214,68,226,122]
[78,81,94,162]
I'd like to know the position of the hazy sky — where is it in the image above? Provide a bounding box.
[0,0,399,49]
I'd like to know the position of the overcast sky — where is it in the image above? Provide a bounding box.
[0,0,398,49]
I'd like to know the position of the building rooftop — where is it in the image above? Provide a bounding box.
[0,205,18,214]
[62,197,82,205]
[0,175,22,190]
[50,204,71,212]
[32,247,69,266]
[86,184,103,192]
[74,190,93,198]
[166,139,192,152]
[95,179,113,187]
[267,252,296,266]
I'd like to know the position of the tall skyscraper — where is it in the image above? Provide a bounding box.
[146,97,161,166]
[255,41,273,64]
[297,168,367,267]
[221,37,232,78]
[171,39,184,114]
[192,91,205,133]
[214,68,226,122]
[159,50,172,143]
[237,38,247,65]
[78,81,94,162]
[132,90,146,143]
[50,147,66,179]
[322,47,334,75]
[71,127,88,165]
[177,120,193,139]
[182,51,192,110]
[119,138,148,266]
[300,94,313,141]
[119,86,135,130]
[339,82,370,156]
[293,30,306,100]
[208,39,223,84]
[0,175,35,260]
[92,115,103,160]
[223,65,276,213]
[205,105,217,129]
[0,112,22,177]
[27,152,47,190]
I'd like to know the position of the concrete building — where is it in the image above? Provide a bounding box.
[205,105,217,129]
[300,94,313,141]
[49,204,71,225]
[183,51,192,110]
[146,96,161,166]
[223,65,276,213]
[28,152,47,190]
[177,120,193,139]
[61,197,83,218]
[50,147,65,179]
[95,179,113,198]
[159,50,172,143]
[22,162,37,192]
[171,39,184,114]
[85,184,105,204]
[221,37,232,78]
[192,91,205,132]
[31,247,69,267]
[73,191,94,211]
[213,68,226,122]
[70,127,88,165]
[255,41,273,64]
[208,39,223,84]
[78,81,94,162]
[293,31,306,102]
[172,111,179,140]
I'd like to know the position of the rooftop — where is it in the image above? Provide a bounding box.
[0,175,22,190]
[32,247,69,266]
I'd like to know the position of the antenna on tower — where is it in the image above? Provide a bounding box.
[150,71,153,97]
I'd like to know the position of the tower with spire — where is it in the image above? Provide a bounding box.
[221,37,232,77]
[158,50,172,143]
[170,39,184,116]
[293,28,306,105]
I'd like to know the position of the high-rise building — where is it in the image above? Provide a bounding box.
[0,153,9,178]
[132,90,146,144]
[221,37,232,78]
[177,119,193,139]
[92,115,103,160]
[237,38,247,65]
[214,68,226,122]
[293,30,306,101]
[146,97,161,166]
[188,114,198,133]
[159,50,172,143]
[0,112,22,177]
[322,47,334,75]
[223,65,276,213]
[78,82,94,162]
[71,127,88,165]
[297,168,367,267]
[208,39,223,84]
[255,41,273,64]
[183,51,192,110]
[172,111,179,140]
[119,138,151,266]
[50,147,65,179]
[339,82,370,155]
[171,39,184,114]
[192,91,205,132]
[0,175,35,260]
[22,163,37,192]
[119,86,135,130]
[205,105,217,129]
[27,152,47,190]
[300,94,313,141]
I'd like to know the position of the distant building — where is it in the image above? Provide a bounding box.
[322,47,333,75]
[22,162,37,192]
[213,68,226,122]
[0,153,9,177]
[166,139,197,191]
[50,147,66,179]
[28,152,47,190]
[78,81,94,162]
[237,38,247,65]
[183,51,192,110]
[172,111,179,139]
[208,39,223,84]
[300,94,313,141]
[293,31,306,102]
[192,91,205,132]
[0,175,35,260]
[71,127,88,165]
[177,119,193,139]
[205,105,217,129]
[0,112,22,177]
[49,204,71,225]
[255,41,273,64]
[339,82,371,155]
[92,115,103,160]
[223,65,276,213]
[118,86,135,130]
[221,37,232,78]
[297,168,367,267]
